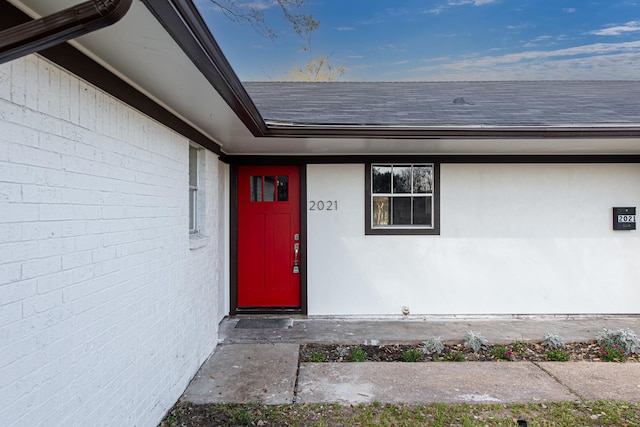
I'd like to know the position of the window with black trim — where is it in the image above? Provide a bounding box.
[365,163,440,235]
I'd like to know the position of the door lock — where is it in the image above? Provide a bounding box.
[293,242,300,274]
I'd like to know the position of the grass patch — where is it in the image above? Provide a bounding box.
[161,401,640,426]
[310,352,326,362]
[346,346,368,362]
[546,349,570,361]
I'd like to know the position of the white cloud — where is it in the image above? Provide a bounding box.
[424,0,496,14]
[336,26,355,31]
[590,21,640,36]
[448,0,496,5]
[402,40,640,80]
[563,8,576,13]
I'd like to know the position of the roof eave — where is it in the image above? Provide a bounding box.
[264,123,640,139]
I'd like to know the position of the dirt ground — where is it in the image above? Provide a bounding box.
[299,341,640,362]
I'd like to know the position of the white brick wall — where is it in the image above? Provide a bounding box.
[0,55,227,426]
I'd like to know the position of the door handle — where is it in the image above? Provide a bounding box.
[293,242,300,274]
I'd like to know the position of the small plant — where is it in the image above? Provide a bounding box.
[511,340,527,355]
[491,346,514,361]
[443,350,466,362]
[542,333,565,349]
[401,347,422,362]
[421,337,445,355]
[464,330,488,353]
[599,345,628,362]
[311,352,326,362]
[596,328,639,354]
[546,349,570,361]
[346,347,367,362]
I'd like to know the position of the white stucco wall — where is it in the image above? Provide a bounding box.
[307,163,640,315]
[0,56,227,426]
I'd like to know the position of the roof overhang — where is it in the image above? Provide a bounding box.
[5,0,640,156]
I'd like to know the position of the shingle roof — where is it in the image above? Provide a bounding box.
[243,81,640,126]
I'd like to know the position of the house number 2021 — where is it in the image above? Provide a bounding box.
[309,200,338,211]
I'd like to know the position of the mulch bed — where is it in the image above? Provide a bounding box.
[299,342,640,363]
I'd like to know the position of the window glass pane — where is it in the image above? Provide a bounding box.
[277,176,289,201]
[393,166,411,193]
[372,196,390,226]
[413,165,433,194]
[189,147,198,187]
[392,197,412,225]
[373,166,391,193]
[189,188,196,231]
[412,196,432,226]
[250,176,262,202]
[264,176,276,202]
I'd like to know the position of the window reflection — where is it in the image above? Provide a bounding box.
[263,176,275,201]
[277,176,289,201]
[413,166,433,193]
[373,196,390,226]
[250,176,262,202]
[373,166,391,193]
[393,166,411,193]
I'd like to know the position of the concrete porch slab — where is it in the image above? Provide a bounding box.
[220,316,640,345]
[180,343,299,404]
[296,362,579,404]
[541,362,640,402]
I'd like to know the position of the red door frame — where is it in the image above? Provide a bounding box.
[230,164,307,314]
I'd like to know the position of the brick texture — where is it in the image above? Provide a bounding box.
[0,56,227,427]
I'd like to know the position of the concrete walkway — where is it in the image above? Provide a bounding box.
[181,316,640,405]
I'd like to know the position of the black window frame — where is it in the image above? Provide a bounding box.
[365,162,440,235]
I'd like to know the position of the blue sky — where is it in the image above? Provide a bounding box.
[196,0,640,81]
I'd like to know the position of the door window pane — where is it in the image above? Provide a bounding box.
[393,166,412,193]
[250,176,262,202]
[277,176,289,201]
[373,166,391,193]
[392,197,412,224]
[264,176,275,201]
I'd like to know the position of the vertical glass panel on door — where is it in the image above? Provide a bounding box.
[392,197,412,224]
[277,176,289,202]
[373,166,392,193]
[393,166,412,193]
[250,176,263,202]
[412,196,432,225]
[263,176,275,202]
[413,166,433,193]
[372,196,390,226]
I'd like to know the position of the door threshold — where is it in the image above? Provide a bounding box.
[233,307,304,315]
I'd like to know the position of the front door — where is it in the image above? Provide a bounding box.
[237,165,301,308]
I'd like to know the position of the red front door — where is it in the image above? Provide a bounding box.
[237,166,301,308]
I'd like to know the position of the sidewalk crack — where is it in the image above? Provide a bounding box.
[532,361,584,401]
[292,346,302,404]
